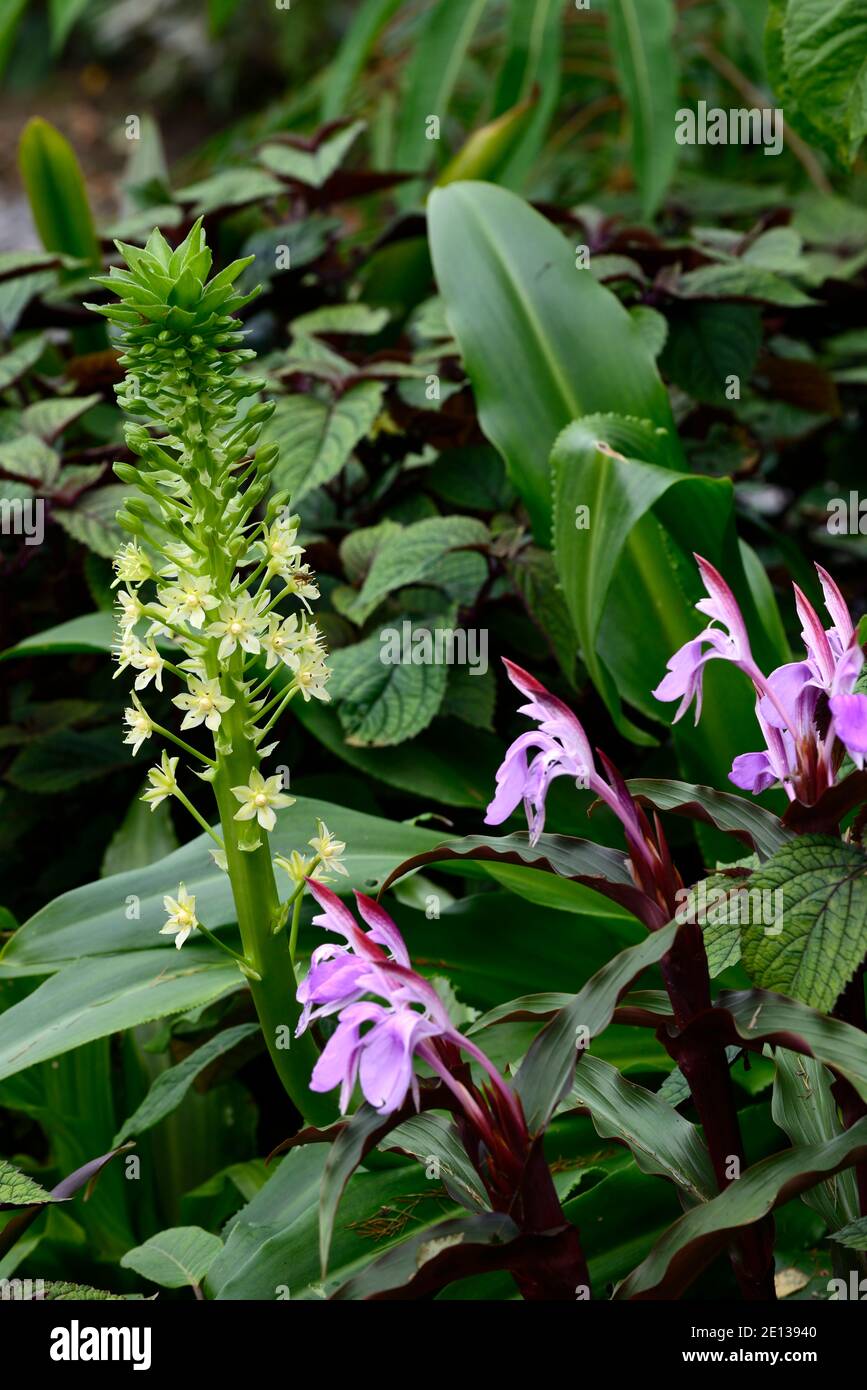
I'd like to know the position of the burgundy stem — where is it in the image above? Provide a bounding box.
[661,923,777,1301]
[833,965,867,1215]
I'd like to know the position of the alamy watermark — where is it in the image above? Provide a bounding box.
[0,496,44,546]
[379,621,488,676]
[676,101,784,157]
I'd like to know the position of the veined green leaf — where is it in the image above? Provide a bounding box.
[266,381,384,504]
[121,1226,223,1290]
[741,835,867,1012]
[565,1055,715,1202]
[0,1158,57,1209]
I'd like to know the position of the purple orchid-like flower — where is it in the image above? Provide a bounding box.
[486,659,683,927]
[297,880,524,1133]
[655,556,867,801]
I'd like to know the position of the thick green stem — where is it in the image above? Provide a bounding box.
[212,700,336,1128]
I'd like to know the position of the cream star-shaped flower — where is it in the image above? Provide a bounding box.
[207,591,270,661]
[131,639,166,692]
[261,613,300,670]
[115,587,143,632]
[141,750,179,811]
[112,541,152,587]
[308,819,348,877]
[160,884,198,949]
[173,677,234,731]
[253,516,304,580]
[291,647,331,703]
[123,693,153,754]
[231,768,294,831]
[158,574,219,629]
[274,849,315,885]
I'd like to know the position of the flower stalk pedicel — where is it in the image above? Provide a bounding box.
[90,221,336,1125]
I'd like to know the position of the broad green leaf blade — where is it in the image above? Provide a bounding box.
[382,1113,488,1212]
[615,1118,867,1299]
[772,1048,859,1231]
[318,1105,391,1276]
[0,611,115,660]
[741,835,867,1012]
[394,0,488,174]
[516,921,682,1133]
[121,1226,223,1289]
[0,953,241,1081]
[626,779,791,860]
[113,1023,259,1146]
[608,0,679,219]
[719,988,867,1105]
[0,1158,57,1209]
[18,119,101,275]
[206,1146,463,1300]
[427,182,681,538]
[565,1055,715,1202]
[101,781,179,878]
[551,415,786,765]
[0,798,450,973]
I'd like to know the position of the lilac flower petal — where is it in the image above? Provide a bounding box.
[354,892,411,966]
[830,693,867,762]
[831,643,864,697]
[816,564,855,653]
[793,584,836,686]
[502,659,595,771]
[306,877,384,959]
[729,751,779,795]
[694,555,752,660]
[484,731,557,827]
[758,661,814,730]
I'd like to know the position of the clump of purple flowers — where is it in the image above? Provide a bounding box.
[653,556,867,805]
[296,879,525,1141]
[485,658,683,928]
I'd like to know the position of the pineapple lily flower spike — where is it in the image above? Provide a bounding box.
[88,220,339,1126]
[654,556,867,808]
